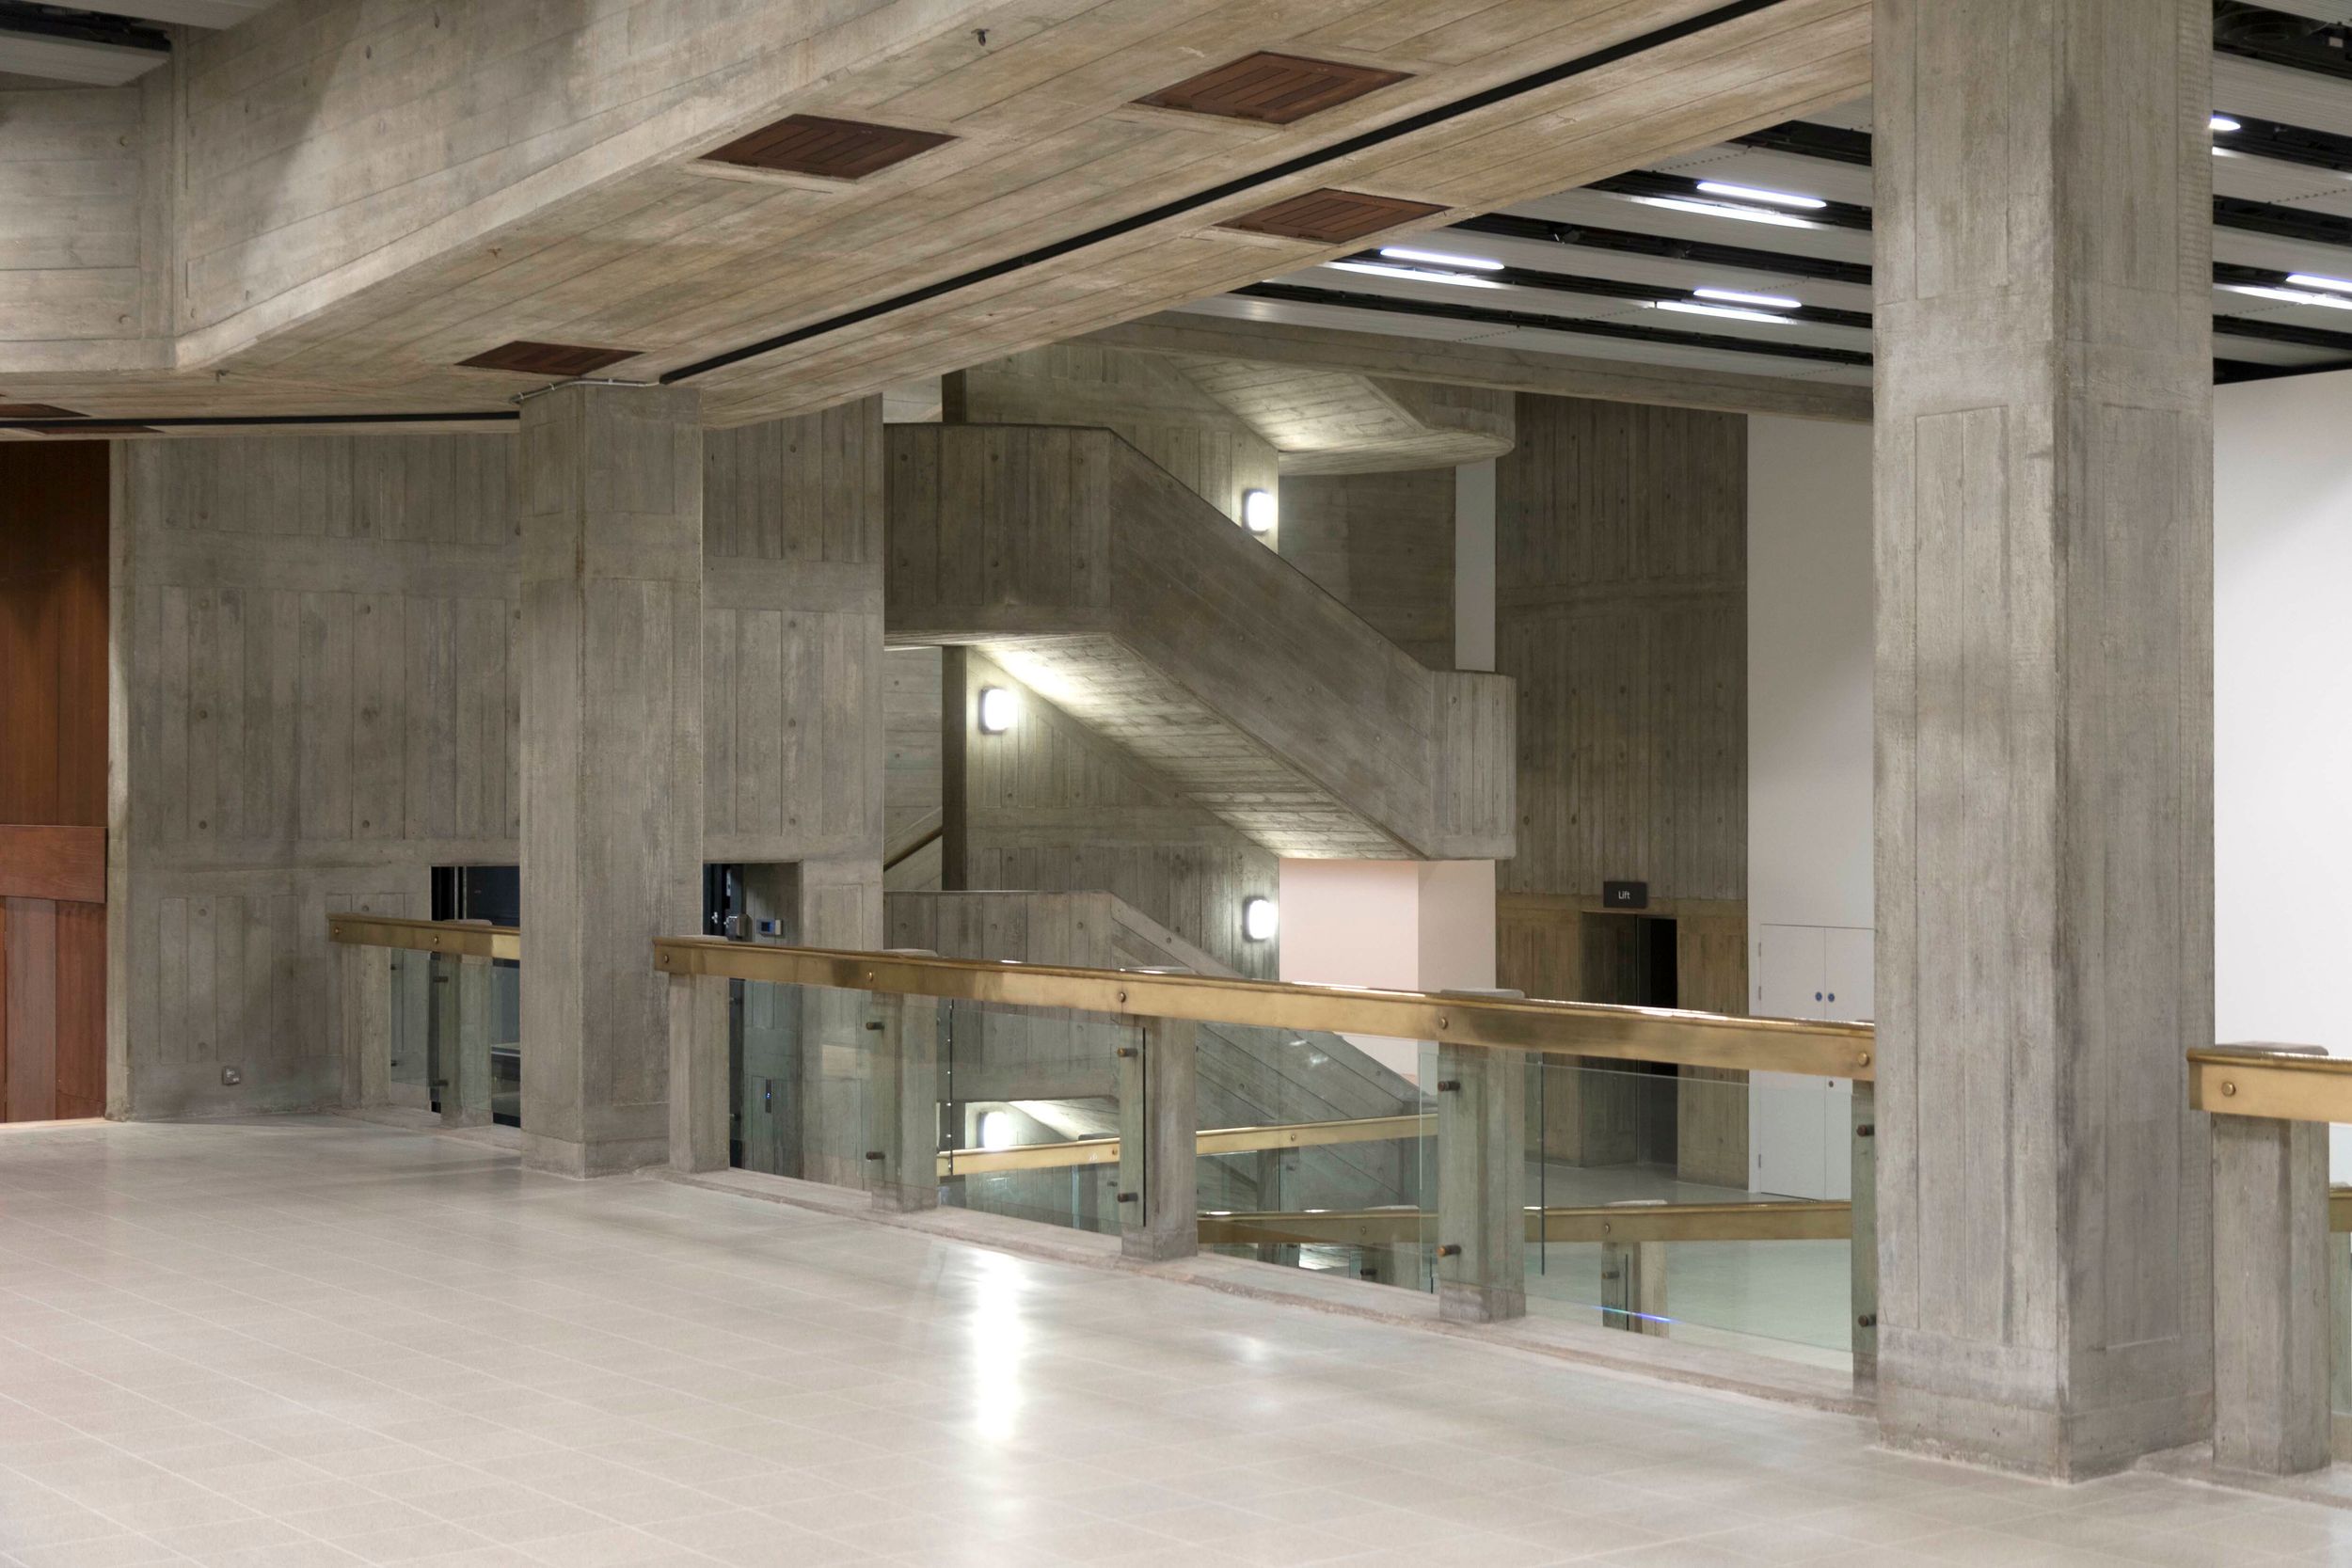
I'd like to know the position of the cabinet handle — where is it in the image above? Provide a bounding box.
[1827,993,1836,1003]
[1814,991,1822,1002]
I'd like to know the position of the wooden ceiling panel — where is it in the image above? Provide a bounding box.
[1220,188,1448,242]
[456,341,644,377]
[1137,53,1412,124]
[701,115,955,178]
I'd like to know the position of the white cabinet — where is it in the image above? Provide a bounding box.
[1750,924,1871,1198]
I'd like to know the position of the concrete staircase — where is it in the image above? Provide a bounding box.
[884,423,1513,861]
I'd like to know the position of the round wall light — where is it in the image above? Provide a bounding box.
[1243,896,1279,942]
[978,1109,1017,1150]
[977,686,1016,734]
[1241,488,1277,535]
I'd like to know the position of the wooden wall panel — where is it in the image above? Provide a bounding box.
[1495,396,1746,910]
[1494,398,1750,1185]
[1277,467,1456,669]
[0,440,110,828]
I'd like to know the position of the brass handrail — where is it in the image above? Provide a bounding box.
[653,937,1876,1078]
[2188,1047,2352,1123]
[1198,1199,1851,1247]
[940,1112,1430,1178]
[328,913,517,961]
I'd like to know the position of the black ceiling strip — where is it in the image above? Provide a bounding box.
[2217,355,2352,383]
[2213,114,2352,174]
[1586,170,1871,231]
[658,0,1800,385]
[1344,248,1870,328]
[1233,280,1873,367]
[0,412,518,432]
[2215,193,2352,248]
[2213,311,2352,353]
[1449,213,1873,286]
[1731,119,1872,166]
[2215,3,2352,82]
[0,1,168,53]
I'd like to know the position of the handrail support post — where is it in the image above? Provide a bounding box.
[668,971,730,1174]
[1120,1016,1198,1262]
[867,993,940,1212]
[1438,1039,1527,1323]
[2212,1091,2331,1475]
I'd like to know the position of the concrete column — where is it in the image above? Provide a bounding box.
[1873,0,2213,1476]
[519,383,704,1178]
[2211,1101,2330,1475]
[1437,1041,1525,1323]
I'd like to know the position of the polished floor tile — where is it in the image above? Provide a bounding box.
[0,1117,2340,1566]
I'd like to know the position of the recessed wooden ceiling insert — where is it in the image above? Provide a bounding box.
[701,114,955,180]
[0,403,83,419]
[1220,189,1446,244]
[457,341,643,377]
[1137,53,1411,124]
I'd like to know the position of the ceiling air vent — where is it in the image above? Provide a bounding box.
[457,341,642,377]
[0,403,83,419]
[1137,53,1411,124]
[701,115,954,179]
[1220,188,1446,243]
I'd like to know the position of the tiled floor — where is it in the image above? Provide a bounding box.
[3,1121,2348,1568]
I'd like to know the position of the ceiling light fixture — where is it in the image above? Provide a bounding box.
[1324,260,1505,288]
[1693,180,1827,211]
[2211,114,2242,133]
[2286,272,2352,293]
[1376,245,1504,271]
[2222,283,2352,310]
[1655,300,1800,325]
[1694,286,1803,309]
[1627,195,1820,230]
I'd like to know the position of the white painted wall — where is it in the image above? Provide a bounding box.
[2215,369,2352,1176]
[1747,415,1875,947]
[1279,858,1496,1079]
[1747,415,1874,1198]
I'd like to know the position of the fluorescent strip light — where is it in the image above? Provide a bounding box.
[1655,300,1799,325]
[2211,114,2242,133]
[2222,283,2352,310]
[1324,260,1505,289]
[1694,287,1803,310]
[1627,195,1820,230]
[2286,273,2352,293]
[1376,245,1503,271]
[1693,180,1826,211]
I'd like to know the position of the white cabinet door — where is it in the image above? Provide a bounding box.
[1824,926,1874,1021]
[1756,924,1829,1019]
[1751,1069,1829,1197]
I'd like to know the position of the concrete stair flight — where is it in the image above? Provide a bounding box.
[885,423,1514,862]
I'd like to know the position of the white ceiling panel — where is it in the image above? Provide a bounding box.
[2212,148,2352,207]
[1506,188,1872,267]
[2216,54,2352,137]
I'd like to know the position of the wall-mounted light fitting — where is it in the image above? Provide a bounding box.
[978,1109,1017,1150]
[1242,488,1278,534]
[1243,896,1279,942]
[977,687,1017,733]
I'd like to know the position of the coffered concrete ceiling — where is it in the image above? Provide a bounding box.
[0,0,1869,434]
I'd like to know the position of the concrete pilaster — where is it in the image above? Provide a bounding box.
[519,383,704,1178]
[667,973,729,1175]
[442,955,494,1128]
[2211,1110,2330,1475]
[1872,0,2214,1476]
[1120,1017,1198,1262]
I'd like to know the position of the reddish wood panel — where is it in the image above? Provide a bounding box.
[0,439,110,828]
[5,897,59,1121]
[0,825,105,902]
[53,901,104,1119]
